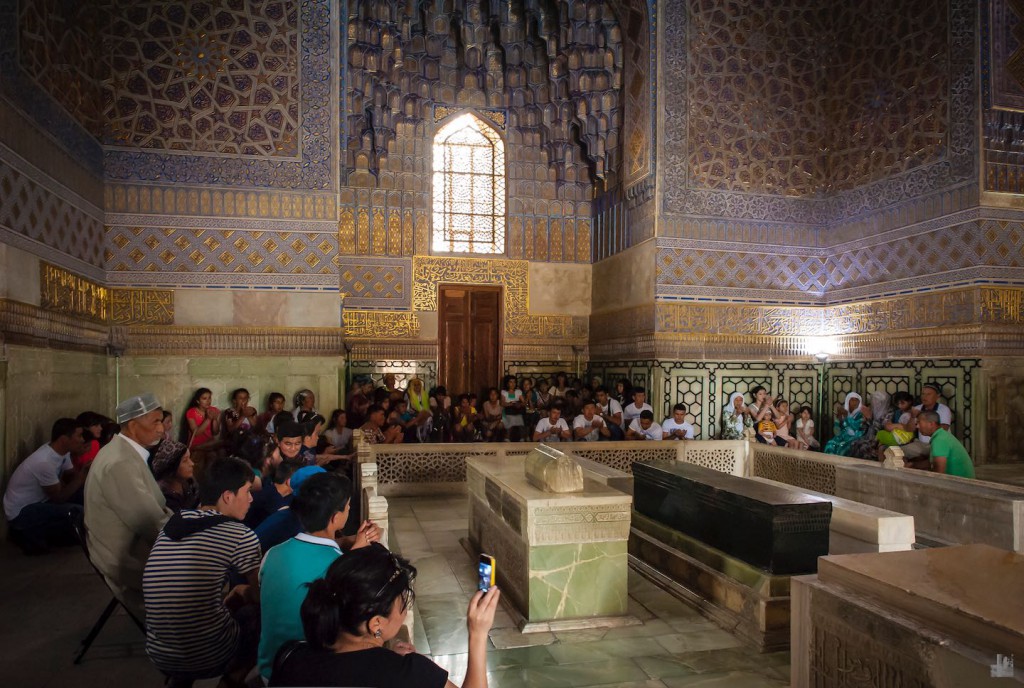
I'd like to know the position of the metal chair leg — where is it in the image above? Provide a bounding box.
[73,597,120,664]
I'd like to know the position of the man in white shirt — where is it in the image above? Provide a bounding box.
[627,410,663,441]
[85,392,173,621]
[662,403,695,440]
[594,387,624,440]
[900,383,953,468]
[533,407,571,442]
[3,418,87,554]
[573,402,610,441]
[622,387,653,429]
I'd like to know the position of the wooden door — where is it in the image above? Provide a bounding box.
[439,286,501,398]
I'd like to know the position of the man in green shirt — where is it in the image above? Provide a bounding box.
[917,411,974,478]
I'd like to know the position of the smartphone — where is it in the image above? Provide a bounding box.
[478,554,496,592]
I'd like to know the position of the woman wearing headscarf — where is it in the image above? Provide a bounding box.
[823,392,865,456]
[847,390,893,460]
[719,392,753,440]
[149,440,198,513]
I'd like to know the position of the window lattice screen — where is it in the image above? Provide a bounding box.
[432,114,506,254]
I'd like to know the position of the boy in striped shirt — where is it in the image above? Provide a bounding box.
[143,456,262,687]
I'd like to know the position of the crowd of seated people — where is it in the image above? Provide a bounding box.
[344,373,698,445]
[2,375,975,686]
[3,391,497,687]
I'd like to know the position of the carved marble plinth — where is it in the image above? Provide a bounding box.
[524,444,583,493]
[466,455,637,632]
[633,461,832,574]
[792,545,1024,686]
[836,464,1024,552]
[630,511,793,652]
[748,476,914,554]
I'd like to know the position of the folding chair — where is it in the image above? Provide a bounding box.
[70,516,146,664]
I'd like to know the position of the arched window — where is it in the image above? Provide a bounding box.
[432,113,506,254]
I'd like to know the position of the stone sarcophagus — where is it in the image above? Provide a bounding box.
[633,461,832,575]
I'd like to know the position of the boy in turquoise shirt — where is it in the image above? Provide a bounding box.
[257,472,376,680]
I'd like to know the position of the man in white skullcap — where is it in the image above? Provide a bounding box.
[84,392,173,621]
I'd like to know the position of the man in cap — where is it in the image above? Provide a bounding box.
[900,383,954,469]
[84,392,173,621]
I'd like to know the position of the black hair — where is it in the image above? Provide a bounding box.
[161,410,172,421]
[233,431,271,469]
[632,387,646,395]
[554,372,568,385]
[271,461,299,486]
[365,404,385,418]
[434,386,447,396]
[189,388,212,408]
[328,409,346,428]
[197,456,254,507]
[372,388,390,404]
[276,421,305,440]
[231,388,249,402]
[458,393,470,403]
[892,391,914,407]
[503,375,517,388]
[51,418,82,443]
[639,409,655,421]
[672,402,687,413]
[750,385,766,399]
[99,421,120,445]
[76,412,109,441]
[267,392,285,407]
[773,398,788,409]
[301,544,416,650]
[595,385,610,395]
[292,473,352,533]
[799,405,813,415]
[303,415,326,435]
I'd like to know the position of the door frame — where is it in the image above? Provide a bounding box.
[437,283,504,396]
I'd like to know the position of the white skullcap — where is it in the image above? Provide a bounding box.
[115,392,161,424]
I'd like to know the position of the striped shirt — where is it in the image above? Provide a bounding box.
[143,509,262,675]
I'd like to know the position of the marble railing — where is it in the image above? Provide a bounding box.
[747,441,878,495]
[355,439,749,497]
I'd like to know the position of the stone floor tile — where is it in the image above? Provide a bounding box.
[516,657,650,687]
[419,517,470,532]
[489,628,557,649]
[635,653,703,679]
[601,618,674,639]
[547,636,675,664]
[661,670,787,687]
[654,630,744,654]
[551,627,609,644]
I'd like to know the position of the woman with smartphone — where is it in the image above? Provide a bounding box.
[270,543,500,687]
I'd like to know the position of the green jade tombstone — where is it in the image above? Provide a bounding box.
[466,445,637,631]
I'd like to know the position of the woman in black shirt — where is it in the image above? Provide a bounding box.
[271,543,500,688]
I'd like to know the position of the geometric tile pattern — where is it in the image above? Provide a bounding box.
[104,227,339,274]
[824,0,949,193]
[685,0,826,196]
[0,155,105,267]
[683,0,948,197]
[105,183,336,221]
[17,0,105,138]
[619,0,653,187]
[660,0,975,229]
[102,0,300,157]
[103,0,334,190]
[338,198,592,264]
[339,258,410,309]
[656,219,1024,302]
[986,0,1024,110]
